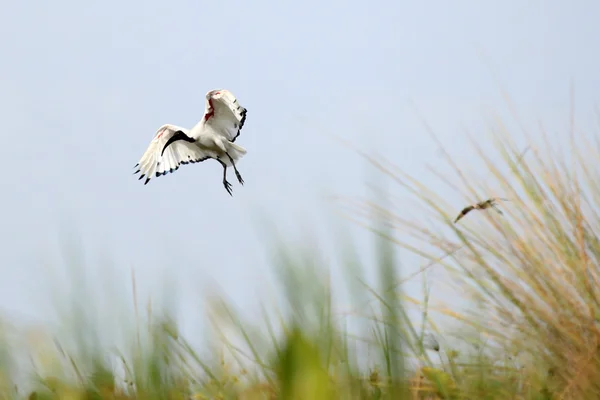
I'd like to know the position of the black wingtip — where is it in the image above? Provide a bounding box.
[133,163,139,169]
[239,108,247,130]
[144,177,150,185]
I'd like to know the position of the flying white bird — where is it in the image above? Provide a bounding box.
[133,89,248,196]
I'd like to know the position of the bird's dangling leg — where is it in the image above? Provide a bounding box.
[218,159,233,196]
[226,152,244,185]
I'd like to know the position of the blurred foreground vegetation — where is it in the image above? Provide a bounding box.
[4,116,600,399]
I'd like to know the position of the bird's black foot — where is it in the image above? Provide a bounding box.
[223,179,233,196]
[235,171,244,185]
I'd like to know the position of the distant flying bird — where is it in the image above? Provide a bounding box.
[423,333,440,352]
[454,197,509,223]
[133,89,248,196]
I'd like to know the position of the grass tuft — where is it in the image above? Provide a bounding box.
[8,108,600,399]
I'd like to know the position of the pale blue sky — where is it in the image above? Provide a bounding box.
[2,0,600,350]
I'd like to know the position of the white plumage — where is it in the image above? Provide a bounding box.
[133,89,248,195]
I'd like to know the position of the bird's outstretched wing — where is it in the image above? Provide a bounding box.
[484,197,509,214]
[454,205,475,223]
[205,89,247,142]
[133,124,213,185]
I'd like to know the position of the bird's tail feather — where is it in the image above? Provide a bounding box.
[226,142,247,160]
[228,142,247,155]
[217,142,247,167]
